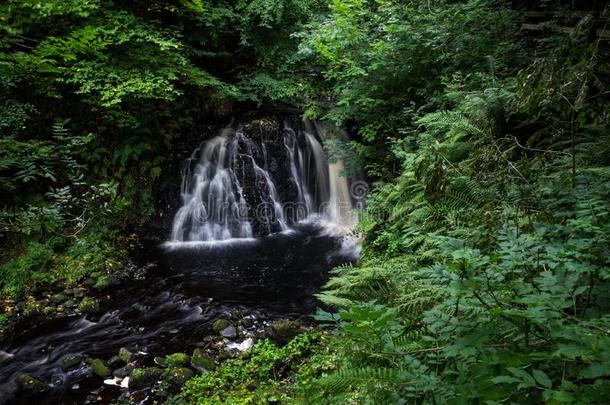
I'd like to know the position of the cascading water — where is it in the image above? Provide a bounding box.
[169,118,359,243]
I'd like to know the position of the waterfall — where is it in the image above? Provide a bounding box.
[170,119,361,242]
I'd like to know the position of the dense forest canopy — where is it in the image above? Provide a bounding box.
[1,0,610,403]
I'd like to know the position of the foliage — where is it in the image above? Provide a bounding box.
[298,3,610,403]
[177,332,322,404]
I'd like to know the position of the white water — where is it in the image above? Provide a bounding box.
[170,120,360,242]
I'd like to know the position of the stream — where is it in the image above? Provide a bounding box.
[0,221,358,404]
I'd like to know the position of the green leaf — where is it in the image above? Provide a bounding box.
[532,369,552,388]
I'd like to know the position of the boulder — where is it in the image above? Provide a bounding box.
[164,352,190,367]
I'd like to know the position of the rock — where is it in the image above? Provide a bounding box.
[17,374,46,393]
[73,288,85,298]
[220,325,237,338]
[93,275,111,290]
[43,306,54,315]
[91,358,111,378]
[77,297,99,313]
[191,348,215,371]
[62,354,82,371]
[107,356,125,369]
[266,319,303,344]
[118,347,133,363]
[212,319,231,333]
[129,367,163,390]
[50,293,66,304]
[164,352,190,367]
[113,363,134,378]
[15,301,26,312]
[64,299,77,308]
[165,367,194,387]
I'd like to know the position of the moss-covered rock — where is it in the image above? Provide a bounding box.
[165,367,194,387]
[266,319,303,344]
[17,374,46,393]
[61,354,82,370]
[212,319,231,333]
[107,355,124,369]
[50,293,66,304]
[164,352,190,367]
[118,347,132,363]
[91,358,111,378]
[129,367,163,390]
[191,348,215,371]
[77,297,99,313]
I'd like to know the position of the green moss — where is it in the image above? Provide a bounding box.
[165,352,190,367]
[91,358,111,377]
[77,297,99,313]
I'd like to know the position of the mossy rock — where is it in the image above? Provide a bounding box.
[118,347,133,363]
[165,367,194,387]
[17,374,46,393]
[77,297,99,313]
[212,319,231,333]
[91,358,111,378]
[191,348,215,371]
[107,355,125,369]
[50,293,66,304]
[93,275,115,290]
[266,319,303,345]
[164,352,190,367]
[61,354,82,370]
[129,367,163,390]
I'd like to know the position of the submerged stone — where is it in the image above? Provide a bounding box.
[61,354,82,370]
[17,374,46,393]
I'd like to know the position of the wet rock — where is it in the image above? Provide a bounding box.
[118,347,133,363]
[164,352,190,367]
[17,373,46,393]
[73,288,85,298]
[107,356,125,369]
[91,358,111,378]
[129,367,163,390]
[165,367,194,387]
[266,319,303,344]
[64,299,77,308]
[77,297,99,313]
[212,319,231,333]
[154,356,167,367]
[220,325,237,338]
[62,354,82,370]
[191,348,215,371]
[113,363,134,378]
[51,294,66,305]
[15,301,26,312]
